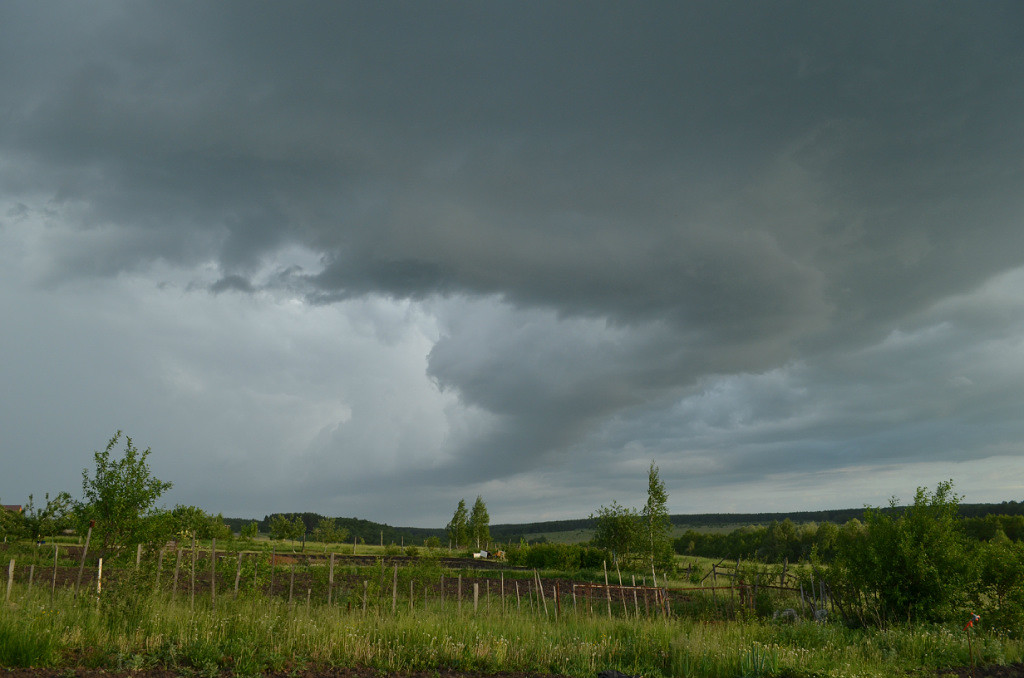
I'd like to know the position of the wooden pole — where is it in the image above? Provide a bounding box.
[75,526,92,596]
[51,545,58,606]
[5,559,13,604]
[515,580,521,610]
[603,561,612,618]
[136,543,143,568]
[190,537,196,610]
[474,582,479,614]
[234,552,243,598]
[632,575,639,618]
[269,549,276,596]
[391,564,398,613]
[328,553,335,605]
[210,538,217,609]
[173,548,182,596]
[536,570,548,617]
[156,548,165,590]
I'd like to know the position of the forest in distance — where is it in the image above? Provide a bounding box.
[229,499,1024,549]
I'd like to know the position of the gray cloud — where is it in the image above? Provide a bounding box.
[2,2,1024,523]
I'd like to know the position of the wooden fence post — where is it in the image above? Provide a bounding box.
[328,553,335,604]
[234,552,242,599]
[473,582,479,614]
[51,545,58,606]
[391,564,398,613]
[6,559,14,604]
[190,538,196,610]
[210,538,216,609]
[75,526,92,596]
[173,548,182,596]
[603,561,612,618]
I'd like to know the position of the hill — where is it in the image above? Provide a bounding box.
[225,500,1024,545]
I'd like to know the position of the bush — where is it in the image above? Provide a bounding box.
[825,480,974,624]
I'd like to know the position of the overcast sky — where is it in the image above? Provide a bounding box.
[2,2,1024,527]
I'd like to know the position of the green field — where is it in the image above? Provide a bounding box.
[1,543,1017,677]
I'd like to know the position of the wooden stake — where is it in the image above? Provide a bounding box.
[234,552,242,598]
[5,559,13,604]
[75,526,92,596]
[136,543,143,568]
[190,537,196,610]
[328,553,335,605]
[173,548,182,596]
[515,580,521,610]
[603,561,612,618]
[210,538,216,609]
[269,549,276,595]
[51,545,58,606]
[474,582,479,614]
[391,564,398,613]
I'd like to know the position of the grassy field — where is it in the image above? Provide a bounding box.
[2,546,1020,678]
[3,580,1019,678]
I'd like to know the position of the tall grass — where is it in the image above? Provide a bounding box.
[3,579,1022,677]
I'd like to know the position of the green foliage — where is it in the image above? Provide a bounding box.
[469,495,490,549]
[828,480,974,624]
[592,500,639,566]
[267,513,305,542]
[642,461,673,569]
[0,503,23,540]
[239,522,259,541]
[446,498,468,549]
[504,541,606,571]
[21,492,74,541]
[77,431,174,550]
[311,518,348,543]
[424,535,442,549]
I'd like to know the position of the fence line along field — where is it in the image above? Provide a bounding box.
[3,537,1023,677]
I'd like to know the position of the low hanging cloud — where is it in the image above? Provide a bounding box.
[1,3,1024,524]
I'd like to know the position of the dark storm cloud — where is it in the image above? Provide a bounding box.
[3,1,1024,519]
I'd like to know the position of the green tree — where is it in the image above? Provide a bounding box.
[828,480,973,624]
[77,431,173,550]
[469,495,490,549]
[592,500,639,566]
[311,518,348,543]
[239,521,259,541]
[641,461,673,569]
[268,513,305,542]
[171,505,211,541]
[0,501,25,540]
[22,492,74,541]
[446,498,468,549]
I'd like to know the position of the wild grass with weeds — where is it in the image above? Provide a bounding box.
[3,581,1024,677]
